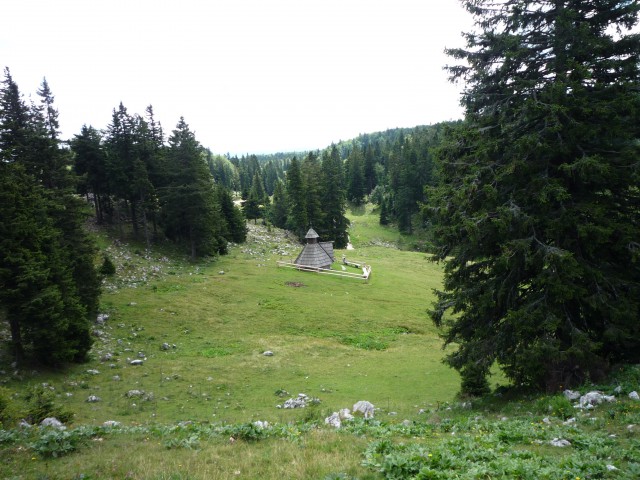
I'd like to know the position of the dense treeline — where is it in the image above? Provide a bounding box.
[223,124,452,245]
[0,69,100,366]
[71,104,247,259]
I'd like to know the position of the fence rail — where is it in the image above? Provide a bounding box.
[277,261,371,282]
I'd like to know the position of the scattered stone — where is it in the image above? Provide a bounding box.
[563,417,576,425]
[353,400,375,418]
[40,417,65,429]
[101,353,113,362]
[103,420,121,427]
[96,313,109,324]
[388,411,398,416]
[126,389,144,398]
[19,419,32,428]
[160,343,170,351]
[263,351,274,356]
[629,391,639,401]
[402,419,411,427]
[325,408,354,428]
[542,417,551,424]
[137,352,146,359]
[128,302,137,306]
[550,438,571,447]
[281,393,319,409]
[130,359,144,366]
[325,412,342,428]
[252,420,269,429]
[563,389,581,401]
[86,395,101,403]
[606,465,618,472]
[614,385,623,394]
[218,270,225,275]
[86,369,100,375]
[577,391,616,409]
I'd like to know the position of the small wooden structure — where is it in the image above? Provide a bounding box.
[293,228,335,270]
[277,228,371,282]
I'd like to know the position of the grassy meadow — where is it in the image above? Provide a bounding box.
[1,204,639,479]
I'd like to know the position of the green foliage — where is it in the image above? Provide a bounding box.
[0,71,98,366]
[30,428,86,458]
[99,254,116,276]
[25,384,74,425]
[426,0,640,392]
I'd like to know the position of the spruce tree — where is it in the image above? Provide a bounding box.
[285,156,308,240]
[269,180,289,230]
[0,69,98,366]
[161,117,226,259]
[320,145,349,248]
[427,0,640,391]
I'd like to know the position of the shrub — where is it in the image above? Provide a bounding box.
[25,384,74,425]
[99,255,116,276]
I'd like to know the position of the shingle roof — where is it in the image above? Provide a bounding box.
[294,230,335,269]
[305,228,320,239]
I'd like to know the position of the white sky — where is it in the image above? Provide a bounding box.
[2,0,473,155]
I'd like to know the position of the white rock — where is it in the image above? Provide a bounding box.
[40,417,65,429]
[263,351,274,356]
[563,417,576,425]
[578,391,615,409]
[86,369,100,375]
[542,417,551,424]
[606,465,618,471]
[325,412,342,428]
[614,386,623,394]
[86,395,101,403]
[339,408,354,421]
[103,420,121,427]
[353,400,375,418]
[130,359,144,366]
[252,420,269,429]
[563,389,581,401]
[550,438,571,447]
[629,391,639,401]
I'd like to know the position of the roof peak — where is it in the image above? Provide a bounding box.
[305,228,319,239]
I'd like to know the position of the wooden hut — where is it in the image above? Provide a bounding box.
[293,228,335,270]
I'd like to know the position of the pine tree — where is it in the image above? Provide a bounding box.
[217,185,246,243]
[320,145,349,248]
[302,151,323,229]
[0,69,98,366]
[243,172,263,224]
[161,117,226,259]
[427,0,640,392]
[269,180,289,229]
[71,125,111,223]
[285,156,308,240]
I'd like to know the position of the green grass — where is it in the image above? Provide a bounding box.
[1,205,638,479]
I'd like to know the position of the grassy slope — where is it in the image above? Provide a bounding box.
[1,205,639,479]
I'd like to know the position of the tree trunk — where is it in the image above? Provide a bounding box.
[8,314,24,365]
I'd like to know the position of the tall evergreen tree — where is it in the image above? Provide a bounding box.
[243,171,264,224]
[0,69,99,366]
[269,180,289,229]
[427,0,640,392]
[161,117,226,259]
[71,125,111,223]
[217,185,246,243]
[285,156,308,240]
[320,145,350,248]
[302,151,323,229]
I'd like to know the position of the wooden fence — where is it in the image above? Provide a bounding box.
[277,261,372,282]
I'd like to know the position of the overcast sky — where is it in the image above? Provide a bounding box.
[2,0,473,155]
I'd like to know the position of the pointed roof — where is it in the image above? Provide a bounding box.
[305,228,320,239]
[294,229,335,269]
